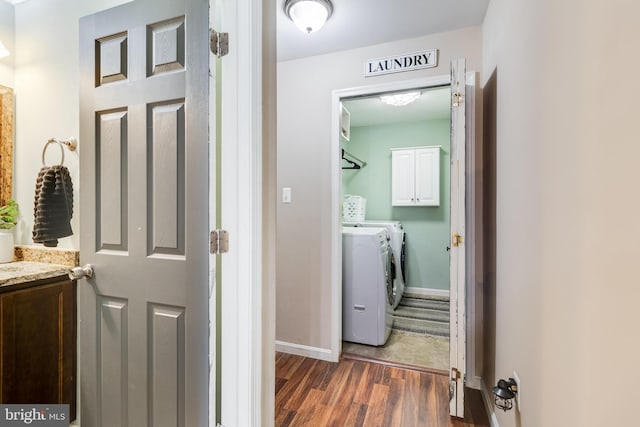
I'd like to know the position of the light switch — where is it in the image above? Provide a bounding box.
[282,187,292,204]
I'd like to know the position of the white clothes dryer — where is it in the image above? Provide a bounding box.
[342,227,394,346]
[343,220,406,309]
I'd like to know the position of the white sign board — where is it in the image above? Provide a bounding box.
[364,49,438,77]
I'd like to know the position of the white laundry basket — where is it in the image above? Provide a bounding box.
[343,195,366,222]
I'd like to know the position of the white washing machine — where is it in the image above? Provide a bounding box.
[342,227,394,346]
[343,220,406,309]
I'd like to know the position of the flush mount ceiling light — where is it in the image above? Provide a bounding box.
[284,0,333,34]
[0,42,9,59]
[380,91,421,107]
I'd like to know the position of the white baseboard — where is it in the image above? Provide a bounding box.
[481,378,500,427]
[275,340,336,362]
[404,286,450,299]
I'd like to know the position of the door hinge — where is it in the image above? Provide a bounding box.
[210,29,229,58]
[210,229,229,254]
[451,367,461,381]
[452,91,464,107]
[452,232,463,247]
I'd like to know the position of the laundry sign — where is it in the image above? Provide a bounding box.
[364,49,438,77]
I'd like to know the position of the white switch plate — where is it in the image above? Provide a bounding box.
[282,187,292,203]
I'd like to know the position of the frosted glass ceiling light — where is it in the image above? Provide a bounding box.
[285,0,333,34]
[380,92,421,107]
[0,42,9,59]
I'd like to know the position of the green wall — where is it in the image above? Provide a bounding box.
[342,119,451,291]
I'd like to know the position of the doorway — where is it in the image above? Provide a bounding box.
[337,84,452,372]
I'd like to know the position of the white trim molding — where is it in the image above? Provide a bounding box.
[220,0,264,425]
[481,379,500,427]
[275,341,334,362]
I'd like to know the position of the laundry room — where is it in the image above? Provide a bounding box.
[339,85,452,369]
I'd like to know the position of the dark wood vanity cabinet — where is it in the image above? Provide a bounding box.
[0,277,76,418]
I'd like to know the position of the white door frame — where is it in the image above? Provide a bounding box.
[330,73,479,378]
[330,75,451,362]
[217,0,266,425]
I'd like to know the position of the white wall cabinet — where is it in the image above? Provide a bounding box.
[391,146,440,206]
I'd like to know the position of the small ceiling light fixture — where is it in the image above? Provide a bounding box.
[380,91,421,107]
[0,42,9,59]
[284,0,333,34]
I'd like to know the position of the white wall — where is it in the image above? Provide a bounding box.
[0,1,14,87]
[482,0,640,426]
[277,27,482,351]
[12,0,131,248]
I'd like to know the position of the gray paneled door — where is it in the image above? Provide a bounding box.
[79,0,209,425]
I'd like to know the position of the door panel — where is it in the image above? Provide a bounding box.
[148,100,186,256]
[449,58,467,418]
[391,149,415,205]
[98,297,128,427]
[97,109,128,252]
[415,147,440,206]
[79,0,209,425]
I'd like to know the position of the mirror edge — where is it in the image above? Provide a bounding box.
[0,85,13,206]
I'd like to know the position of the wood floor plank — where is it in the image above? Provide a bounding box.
[275,352,490,427]
[275,377,288,395]
[390,366,406,379]
[324,360,367,426]
[274,407,296,427]
[309,358,340,391]
[283,359,322,411]
[435,374,453,425]
[343,402,368,427]
[382,377,405,427]
[277,352,305,379]
[289,388,328,426]
[320,359,352,405]
[400,369,421,427]
[362,383,389,427]
[276,357,318,410]
[353,362,383,404]
[351,362,371,405]
[417,372,433,423]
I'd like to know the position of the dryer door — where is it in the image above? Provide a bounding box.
[400,233,407,283]
[386,248,396,306]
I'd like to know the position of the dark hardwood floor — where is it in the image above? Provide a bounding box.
[275,352,490,427]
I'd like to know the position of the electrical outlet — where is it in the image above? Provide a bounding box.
[512,370,521,409]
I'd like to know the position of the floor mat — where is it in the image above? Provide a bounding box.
[392,295,449,337]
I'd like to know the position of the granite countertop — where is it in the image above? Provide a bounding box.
[0,261,70,288]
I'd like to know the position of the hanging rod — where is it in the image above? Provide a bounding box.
[342,149,367,170]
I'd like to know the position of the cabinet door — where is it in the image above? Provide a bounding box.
[415,147,440,206]
[392,149,416,206]
[1,280,76,417]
